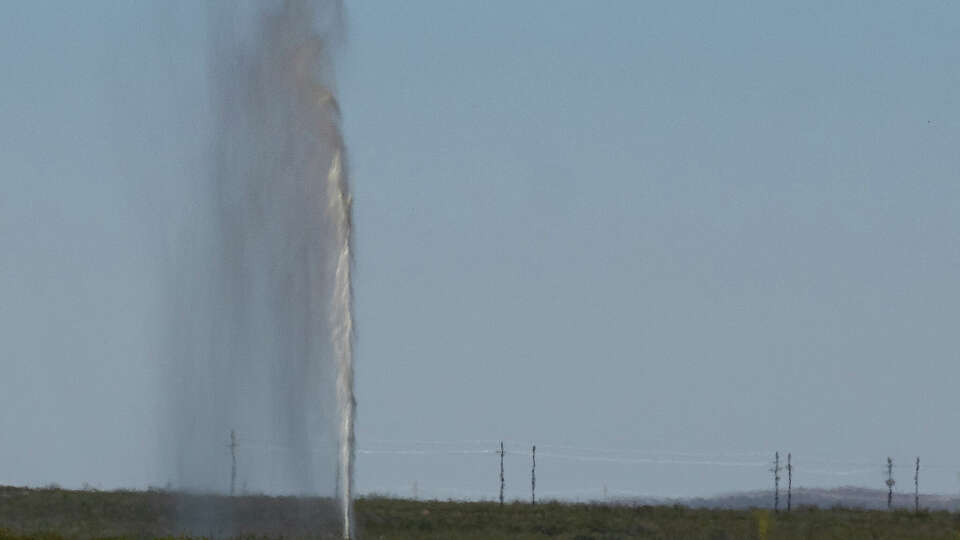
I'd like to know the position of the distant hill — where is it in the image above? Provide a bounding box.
[618,486,960,511]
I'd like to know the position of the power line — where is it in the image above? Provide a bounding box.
[531,444,536,506]
[498,441,505,506]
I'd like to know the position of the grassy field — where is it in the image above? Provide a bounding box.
[3,485,960,539]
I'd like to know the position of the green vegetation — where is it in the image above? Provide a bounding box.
[358,499,960,539]
[4,485,960,539]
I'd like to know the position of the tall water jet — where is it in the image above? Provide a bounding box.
[328,150,356,538]
[0,1,355,534]
[161,1,355,536]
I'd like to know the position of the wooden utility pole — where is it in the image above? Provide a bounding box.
[229,430,237,496]
[771,452,782,512]
[787,453,792,513]
[531,445,536,505]
[885,457,895,510]
[914,457,920,513]
[499,441,505,506]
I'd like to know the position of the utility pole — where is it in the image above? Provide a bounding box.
[229,430,237,496]
[771,452,782,512]
[531,444,536,505]
[915,457,920,513]
[885,457,895,510]
[787,453,792,513]
[499,441,505,506]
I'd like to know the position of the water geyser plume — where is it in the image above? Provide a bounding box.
[163,1,356,537]
[329,150,356,539]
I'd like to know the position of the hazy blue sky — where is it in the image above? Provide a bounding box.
[2,1,959,500]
